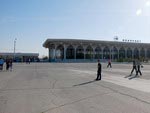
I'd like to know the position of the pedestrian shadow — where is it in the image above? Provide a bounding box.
[124,74,141,80]
[73,80,97,87]
[0,70,11,72]
[128,75,139,80]
[124,74,140,80]
[124,74,132,78]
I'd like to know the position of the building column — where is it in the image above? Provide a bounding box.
[74,47,77,61]
[49,44,56,62]
[64,44,66,61]
[54,49,56,60]
[49,48,54,62]
[110,46,113,60]
[117,49,119,60]
[48,48,51,62]
[101,47,104,60]
[132,49,134,59]
[145,48,147,59]
[125,48,127,59]
[109,48,111,60]
[54,44,57,61]
[139,49,141,58]
[83,46,86,60]
[111,47,114,61]
[93,47,96,60]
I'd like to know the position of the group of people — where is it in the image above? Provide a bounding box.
[0,58,13,71]
[26,58,31,64]
[130,59,143,76]
[96,58,143,81]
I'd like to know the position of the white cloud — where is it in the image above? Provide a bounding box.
[146,1,150,7]
[136,9,142,16]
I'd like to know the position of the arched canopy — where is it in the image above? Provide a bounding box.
[56,45,64,59]
[95,46,102,59]
[103,46,110,59]
[119,47,125,59]
[127,48,132,58]
[147,49,150,58]
[85,45,93,59]
[134,48,139,59]
[66,45,75,59]
[140,48,145,58]
[76,45,84,59]
[112,47,118,59]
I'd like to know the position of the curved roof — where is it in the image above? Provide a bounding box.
[43,39,150,48]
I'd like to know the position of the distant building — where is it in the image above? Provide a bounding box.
[43,39,150,62]
[0,52,39,62]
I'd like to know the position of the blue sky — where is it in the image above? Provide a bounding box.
[0,0,150,57]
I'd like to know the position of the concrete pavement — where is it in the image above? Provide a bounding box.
[0,63,150,113]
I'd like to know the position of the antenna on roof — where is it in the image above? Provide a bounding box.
[114,36,118,41]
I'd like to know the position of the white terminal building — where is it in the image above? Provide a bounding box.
[43,39,150,62]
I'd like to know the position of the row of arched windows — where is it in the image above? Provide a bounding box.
[51,44,150,60]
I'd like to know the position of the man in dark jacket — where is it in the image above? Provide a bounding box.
[136,59,142,76]
[130,60,137,75]
[6,58,10,70]
[96,60,102,80]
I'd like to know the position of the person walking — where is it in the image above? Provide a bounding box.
[28,58,31,64]
[6,58,10,70]
[136,59,142,76]
[0,58,4,70]
[130,59,137,75]
[9,59,13,71]
[107,59,112,68]
[96,59,102,80]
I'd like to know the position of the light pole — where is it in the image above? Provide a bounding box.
[14,38,17,61]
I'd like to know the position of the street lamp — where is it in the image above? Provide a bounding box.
[14,38,17,61]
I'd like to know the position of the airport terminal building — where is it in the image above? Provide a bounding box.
[43,39,150,62]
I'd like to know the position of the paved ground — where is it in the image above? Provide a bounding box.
[0,62,150,113]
